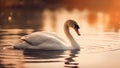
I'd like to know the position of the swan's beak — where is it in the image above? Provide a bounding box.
[74,28,80,36]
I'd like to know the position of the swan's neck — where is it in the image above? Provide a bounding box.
[64,24,80,49]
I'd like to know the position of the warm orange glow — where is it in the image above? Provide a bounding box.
[41,8,120,45]
[42,8,113,33]
[42,9,54,31]
[8,16,12,22]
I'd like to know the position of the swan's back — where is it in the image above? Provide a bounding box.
[21,32,49,45]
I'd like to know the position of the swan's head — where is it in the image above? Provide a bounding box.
[66,20,80,36]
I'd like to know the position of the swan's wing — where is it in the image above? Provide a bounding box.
[21,32,50,45]
[21,32,65,45]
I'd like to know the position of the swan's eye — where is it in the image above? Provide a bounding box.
[74,24,80,29]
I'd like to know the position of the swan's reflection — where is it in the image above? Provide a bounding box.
[64,50,80,68]
[23,49,80,68]
[23,50,65,63]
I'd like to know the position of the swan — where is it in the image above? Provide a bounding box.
[13,20,80,50]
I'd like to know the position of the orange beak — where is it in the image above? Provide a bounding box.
[74,28,80,36]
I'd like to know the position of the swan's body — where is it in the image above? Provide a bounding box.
[13,20,80,50]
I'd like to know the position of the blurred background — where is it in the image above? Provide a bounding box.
[0,1,120,68]
[0,0,120,32]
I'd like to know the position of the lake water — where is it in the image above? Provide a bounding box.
[0,29,120,68]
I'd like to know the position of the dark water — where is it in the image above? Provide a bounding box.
[0,29,120,68]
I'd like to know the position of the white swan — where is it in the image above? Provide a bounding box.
[13,20,80,50]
